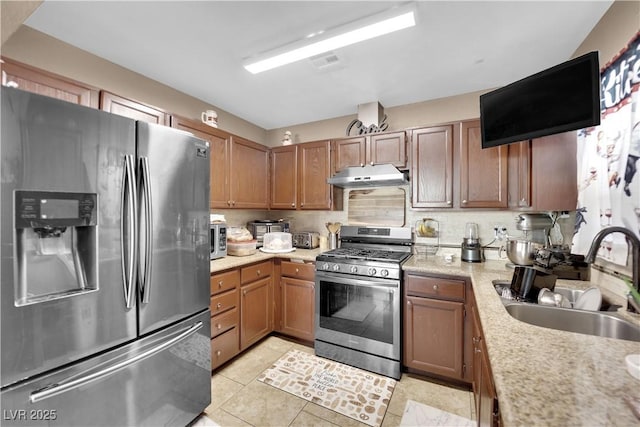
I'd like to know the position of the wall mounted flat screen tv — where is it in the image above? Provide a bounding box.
[480,51,601,149]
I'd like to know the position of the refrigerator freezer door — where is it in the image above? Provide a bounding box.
[1,88,138,388]
[0,310,211,427]
[136,122,210,335]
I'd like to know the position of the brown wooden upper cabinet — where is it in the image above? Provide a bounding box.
[333,131,407,173]
[1,57,99,108]
[411,125,454,208]
[271,140,341,210]
[459,120,508,208]
[229,136,269,209]
[507,132,577,211]
[100,91,169,125]
[171,116,231,209]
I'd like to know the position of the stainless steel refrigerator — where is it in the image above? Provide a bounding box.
[1,87,211,426]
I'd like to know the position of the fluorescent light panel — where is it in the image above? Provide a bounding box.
[244,10,416,74]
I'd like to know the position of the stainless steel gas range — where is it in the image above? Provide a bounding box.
[314,225,412,380]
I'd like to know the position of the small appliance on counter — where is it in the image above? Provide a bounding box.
[461,222,483,262]
[247,220,290,247]
[210,222,227,260]
[292,231,320,249]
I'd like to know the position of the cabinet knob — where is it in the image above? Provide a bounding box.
[256,270,261,275]
[243,290,247,296]
[216,302,222,309]
[433,285,438,291]
[295,268,299,274]
[475,348,482,354]
[301,203,304,207]
[462,199,467,204]
[370,161,374,166]
[217,323,222,330]
[227,200,232,206]
[447,200,452,204]
[360,163,364,167]
[218,280,223,288]
[291,203,295,207]
[216,350,221,357]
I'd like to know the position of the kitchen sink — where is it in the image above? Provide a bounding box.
[503,302,640,342]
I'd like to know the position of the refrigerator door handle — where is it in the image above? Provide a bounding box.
[121,155,138,309]
[29,320,204,403]
[139,156,153,304]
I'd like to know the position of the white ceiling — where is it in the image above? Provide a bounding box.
[25,1,613,130]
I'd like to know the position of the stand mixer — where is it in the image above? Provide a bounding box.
[514,213,590,280]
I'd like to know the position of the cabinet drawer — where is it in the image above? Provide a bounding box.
[211,327,239,370]
[210,288,238,315]
[241,260,272,284]
[211,270,240,295]
[281,261,315,281]
[211,306,239,338]
[406,275,465,301]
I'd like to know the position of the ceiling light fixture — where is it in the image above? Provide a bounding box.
[244,6,416,74]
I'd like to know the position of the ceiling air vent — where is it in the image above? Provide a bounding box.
[309,51,342,70]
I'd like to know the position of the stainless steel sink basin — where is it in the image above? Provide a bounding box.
[504,303,640,342]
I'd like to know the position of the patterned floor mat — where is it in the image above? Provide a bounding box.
[257,349,396,427]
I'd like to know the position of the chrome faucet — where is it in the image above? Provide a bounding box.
[585,226,640,313]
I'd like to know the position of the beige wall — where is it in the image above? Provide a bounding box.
[1,25,267,143]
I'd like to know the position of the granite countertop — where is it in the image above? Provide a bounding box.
[210,248,323,273]
[404,256,640,426]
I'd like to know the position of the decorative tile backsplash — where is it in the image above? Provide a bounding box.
[213,185,576,261]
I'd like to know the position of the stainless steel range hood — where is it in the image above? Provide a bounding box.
[327,163,408,188]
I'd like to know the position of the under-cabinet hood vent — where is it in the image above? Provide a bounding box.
[327,163,408,188]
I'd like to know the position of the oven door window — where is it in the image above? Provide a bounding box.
[318,278,396,345]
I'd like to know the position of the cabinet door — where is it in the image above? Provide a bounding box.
[298,140,332,210]
[171,115,231,209]
[280,276,315,342]
[333,136,366,172]
[270,145,298,209]
[460,120,508,208]
[229,136,269,209]
[411,126,454,208]
[508,140,532,208]
[531,131,577,211]
[404,296,464,379]
[240,277,272,350]
[1,58,99,108]
[99,91,169,125]
[369,131,407,168]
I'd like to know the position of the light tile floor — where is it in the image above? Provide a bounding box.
[203,336,475,427]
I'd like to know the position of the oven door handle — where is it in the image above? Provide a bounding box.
[315,271,399,289]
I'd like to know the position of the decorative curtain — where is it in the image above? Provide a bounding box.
[573,31,640,266]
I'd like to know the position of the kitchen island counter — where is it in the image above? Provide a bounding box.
[403,256,640,426]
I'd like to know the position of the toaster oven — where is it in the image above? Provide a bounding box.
[247,220,290,247]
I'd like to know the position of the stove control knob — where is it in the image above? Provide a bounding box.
[321,263,329,270]
[367,267,377,276]
[332,264,340,272]
[350,266,358,274]
[380,269,389,277]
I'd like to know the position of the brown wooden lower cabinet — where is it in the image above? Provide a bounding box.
[471,293,500,427]
[210,270,240,370]
[240,261,273,351]
[403,273,470,382]
[277,260,315,342]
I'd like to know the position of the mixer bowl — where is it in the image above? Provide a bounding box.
[506,239,542,265]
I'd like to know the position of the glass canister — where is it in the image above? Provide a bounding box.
[415,218,439,255]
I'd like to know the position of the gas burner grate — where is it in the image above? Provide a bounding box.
[322,248,410,263]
